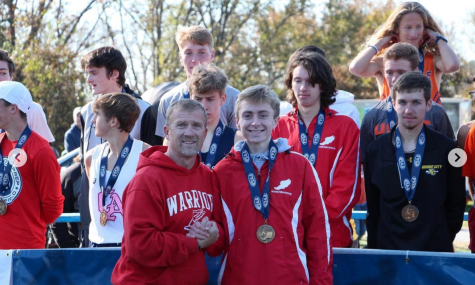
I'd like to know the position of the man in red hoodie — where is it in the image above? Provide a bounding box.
[111,100,219,284]
[272,52,361,248]
[0,81,63,249]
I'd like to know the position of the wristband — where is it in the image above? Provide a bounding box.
[368,45,378,54]
[435,35,448,45]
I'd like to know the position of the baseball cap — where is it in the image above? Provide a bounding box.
[73,107,82,115]
[0,81,32,113]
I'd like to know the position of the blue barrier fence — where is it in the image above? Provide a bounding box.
[3,248,475,285]
[55,211,470,223]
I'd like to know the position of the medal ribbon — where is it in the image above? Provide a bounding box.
[200,120,225,168]
[183,86,190,99]
[0,125,32,196]
[241,139,278,220]
[99,136,133,207]
[298,108,325,165]
[385,96,397,130]
[418,47,424,73]
[394,126,426,201]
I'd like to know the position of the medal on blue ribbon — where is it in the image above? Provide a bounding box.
[241,139,277,243]
[200,121,224,168]
[385,96,397,131]
[395,126,426,222]
[98,136,133,226]
[0,126,32,215]
[298,108,325,166]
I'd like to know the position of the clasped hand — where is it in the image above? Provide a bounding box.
[186,217,219,249]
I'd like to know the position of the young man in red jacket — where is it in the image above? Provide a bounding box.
[191,85,332,284]
[111,100,219,284]
[0,81,63,249]
[272,52,361,248]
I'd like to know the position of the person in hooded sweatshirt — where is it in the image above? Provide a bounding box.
[189,85,332,284]
[111,99,220,285]
[272,52,361,248]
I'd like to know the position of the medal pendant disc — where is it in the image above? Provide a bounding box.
[100,210,107,227]
[0,199,7,215]
[401,204,419,222]
[256,224,275,243]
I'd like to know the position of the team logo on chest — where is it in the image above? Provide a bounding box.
[215,127,222,137]
[0,158,23,204]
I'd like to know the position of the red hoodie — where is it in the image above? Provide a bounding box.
[212,141,333,285]
[0,131,63,249]
[111,146,216,285]
[272,108,361,248]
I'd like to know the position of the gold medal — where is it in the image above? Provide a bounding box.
[402,204,419,222]
[256,224,275,243]
[100,209,107,226]
[0,199,7,215]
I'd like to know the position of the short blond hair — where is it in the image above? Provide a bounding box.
[175,26,214,50]
[188,64,228,96]
[235,85,280,119]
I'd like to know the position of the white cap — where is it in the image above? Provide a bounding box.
[0,81,32,114]
[73,107,82,115]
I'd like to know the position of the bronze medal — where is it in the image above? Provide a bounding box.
[0,199,7,215]
[401,204,419,222]
[100,210,107,226]
[256,224,275,243]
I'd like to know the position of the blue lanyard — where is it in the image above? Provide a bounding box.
[200,121,225,168]
[385,96,397,130]
[394,126,426,201]
[99,136,133,207]
[241,140,277,221]
[0,126,32,195]
[418,48,424,73]
[298,108,325,165]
